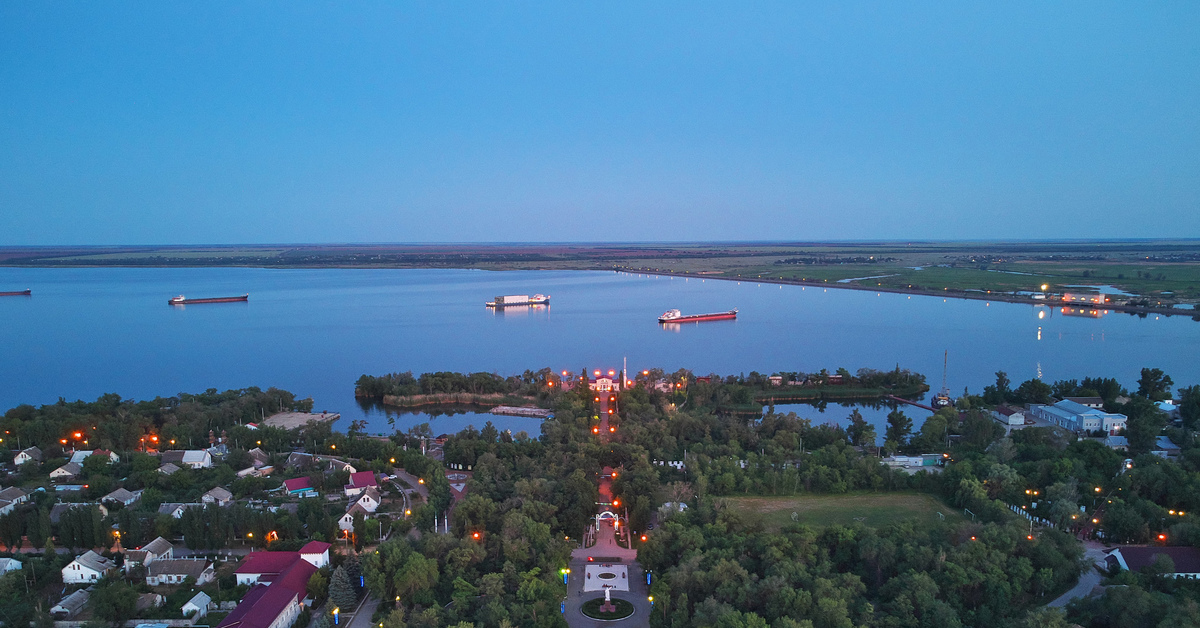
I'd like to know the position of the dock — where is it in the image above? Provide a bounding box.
[885,395,937,413]
[490,406,553,418]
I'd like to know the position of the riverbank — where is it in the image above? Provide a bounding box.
[616,267,1200,319]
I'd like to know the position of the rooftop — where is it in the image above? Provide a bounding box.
[148,559,211,579]
[1115,546,1200,573]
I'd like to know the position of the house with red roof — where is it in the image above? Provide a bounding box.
[343,471,378,497]
[282,477,316,497]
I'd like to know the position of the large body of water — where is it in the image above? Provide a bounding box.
[1,268,1197,440]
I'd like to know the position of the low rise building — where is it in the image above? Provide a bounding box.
[51,588,91,619]
[0,557,22,575]
[1107,546,1200,578]
[69,449,119,464]
[158,462,182,475]
[1063,396,1104,409]
[137,592,166,612]
[283,477,316,497]
[126,536,174,568]
[1153,436,1182,458]
[354,487,381,513]
[50,462,82,480]
[219,556,315,628]
[344,470,378,497]
[13,446,42,465]
[50,502,108,524]
[161,450,213,469]
[63,550,115,583]
[183,591,213,618]
[339,502,370,531]
[146,558,215,586]
[158,502,202,519]
[203,487,235,507]
[102,487,142,507]
[1030,400,1127,434]
[990,405,1026,426]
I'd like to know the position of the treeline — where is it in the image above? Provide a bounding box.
[642,498,1082,627]
[355,370,559,400]
[0,387,311,453]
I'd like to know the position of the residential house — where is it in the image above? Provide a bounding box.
[126,536,174,568]
[202,487,235,507]
[13,446,42,466]
[62,550,115,583]
[50,462,82,481]
[339,503,370,531]
[51,589,91,619]
[1107,546,1200,578]
[102,487,142,507]
[183,591,213,618]
[1153,436,1182,458]
[354,487,381,513]
[158,502,202,519]
[0,487,28,516]
[69,449,119,464]
[137,593,166,612]
[1105,435,1130,452]
[0,487,28,505]
[146,558,215,586]
[343,471,378,497]
[0,557,22,575]
[285,452,316,470]
[248,447,271,468]
[161,450,213,470]
[158,462,182,475]
[49,502,108,524]
[1030,400,1127,435]
[283,477,316,497]
[326,458,357,474]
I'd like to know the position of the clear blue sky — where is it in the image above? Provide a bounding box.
[2,3,1197,244]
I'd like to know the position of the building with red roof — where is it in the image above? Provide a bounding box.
[282,477,315,497]
[221,550,322,628]
[343,470,378,497]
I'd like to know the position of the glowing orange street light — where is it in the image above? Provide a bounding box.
[613,499,620,507]
[642,370,649,376]
[608,370,615,376]
[330,444,336,449]
[593,427,600,434]
[594,370,601,377]
[1159,534,1168,541]
[1027,535,1033,540]
[418,478,425,484]
[609,426,615,432]
[472,532,481,540]
[547,381,553,387]
[641,535,647,542]
[61,439,67,445]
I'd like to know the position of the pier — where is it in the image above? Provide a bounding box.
[885,395,937,413]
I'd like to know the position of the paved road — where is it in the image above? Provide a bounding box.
[345,594,381,628]
[1048,543,1107,608]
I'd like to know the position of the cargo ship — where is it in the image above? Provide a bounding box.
[658,308,738,323]
[169,294,249,305]
[0,289,31,297]
[486,294,550,308]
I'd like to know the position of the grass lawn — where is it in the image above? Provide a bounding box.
[727,492,964,531]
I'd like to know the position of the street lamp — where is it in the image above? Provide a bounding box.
[333,608,339,625]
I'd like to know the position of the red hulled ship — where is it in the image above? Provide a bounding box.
[169,294,249,305]
[658,308,738,323]
[0,289,31,297]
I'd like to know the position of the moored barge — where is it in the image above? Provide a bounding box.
[169,294,249,305]
[658,308,738,323]
[0,289,31,297]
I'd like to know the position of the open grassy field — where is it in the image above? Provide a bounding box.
[725,492,965,530]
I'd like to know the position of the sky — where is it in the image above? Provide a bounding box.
[1,3,1198,245]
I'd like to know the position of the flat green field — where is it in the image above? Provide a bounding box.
[726,493,963,530]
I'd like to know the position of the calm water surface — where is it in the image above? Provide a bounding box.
[1,268,1197,438]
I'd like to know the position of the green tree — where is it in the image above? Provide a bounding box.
[307,571,329,603]
[91,580,139,626]
[846,409,875,447]
[885,410,912,446]
[329,566,357,611]
[1136,368,1173,401]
